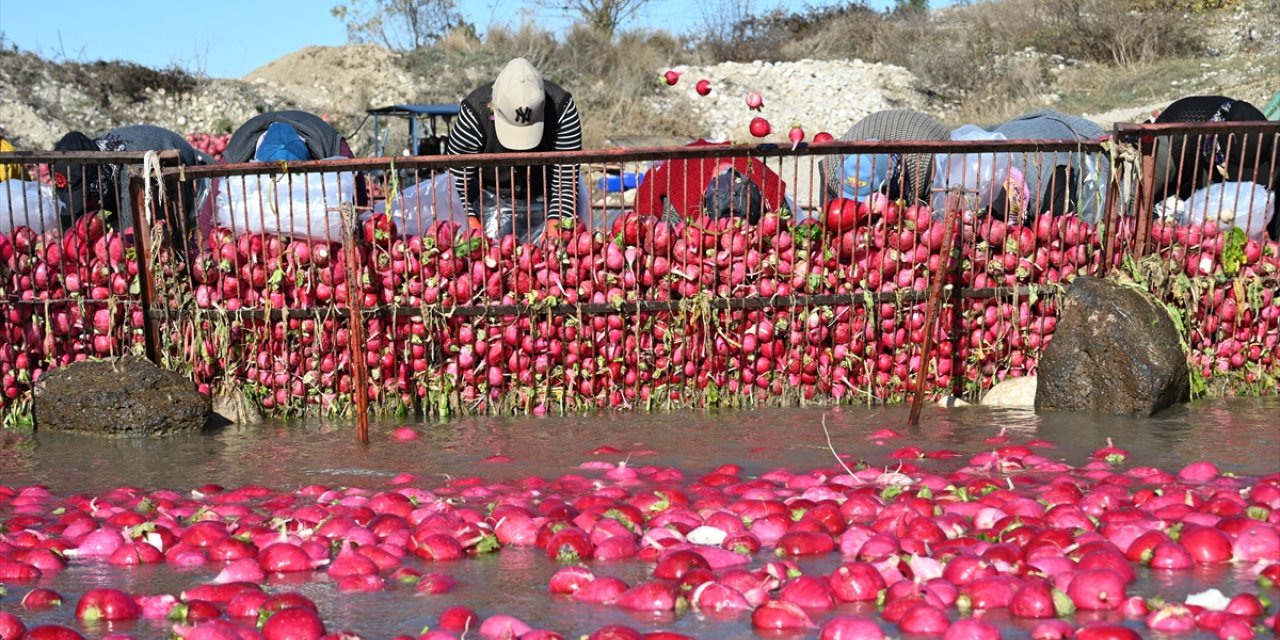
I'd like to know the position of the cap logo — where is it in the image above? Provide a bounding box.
[514,106,533,124]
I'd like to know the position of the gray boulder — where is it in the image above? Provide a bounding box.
[982,376,1037,409]
[1035,277,1189,416]
[34,355,210,436]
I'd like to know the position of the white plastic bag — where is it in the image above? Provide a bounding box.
[371,172,470,237]
[1181,182,1275,240]
[934,125,1011,210]
[214,165,357,241]
[0,180,63,234]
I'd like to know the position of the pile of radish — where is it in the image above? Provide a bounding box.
[0,193,1278,418]
[186,133,232,163]
[0,430,1276,639]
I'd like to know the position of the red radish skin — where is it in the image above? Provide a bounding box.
[0,612,25,640]
[262,607,326,640]
[750,600,815,630]
[437,606,479,632]
[75,588,141,621]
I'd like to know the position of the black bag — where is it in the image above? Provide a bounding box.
[701,168,765,224]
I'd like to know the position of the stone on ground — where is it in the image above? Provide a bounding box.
[1035,277,1189,416]
[34,355,210,436]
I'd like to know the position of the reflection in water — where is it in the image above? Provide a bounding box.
[2,397,1277,494]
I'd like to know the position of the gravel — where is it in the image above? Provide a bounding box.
[649,58,931,143]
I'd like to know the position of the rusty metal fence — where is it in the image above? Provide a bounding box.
[1,121,1277,435]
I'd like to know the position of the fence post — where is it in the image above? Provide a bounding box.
[1134,134,1158,257]
[129,177,163,366]
[909,191,962,426]
[340,204,371,444]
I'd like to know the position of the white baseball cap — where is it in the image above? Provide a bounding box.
[492,58,546,151]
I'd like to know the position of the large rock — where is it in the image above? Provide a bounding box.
[982,376,1037,409]
[1035,277,1189,416]
[34,356,210,436]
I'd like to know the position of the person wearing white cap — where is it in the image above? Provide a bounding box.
[446,57,583,241]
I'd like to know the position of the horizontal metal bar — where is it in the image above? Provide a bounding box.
[138,285,1064,322]
[1115,121,1280,136]
[0,150,184,164]
[165,139,1112,178]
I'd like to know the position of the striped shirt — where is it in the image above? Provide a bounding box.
[448,90,583,220]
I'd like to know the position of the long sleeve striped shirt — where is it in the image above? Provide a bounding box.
[447,88,583,221]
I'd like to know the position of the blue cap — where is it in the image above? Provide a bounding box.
[255,122,310,162]
[839,143,901,200]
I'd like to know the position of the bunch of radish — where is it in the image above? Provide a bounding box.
[0,430,1276,639]
[186,133,232,163]
[0,194,1278,419]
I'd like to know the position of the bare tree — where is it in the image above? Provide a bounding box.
[538,0,652,37]
[331,0,463,51]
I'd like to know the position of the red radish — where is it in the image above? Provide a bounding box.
[653,550,710,580]
[944,619,1001,640]
[22,588,63,609]
[1075,623,1142,640]
[0,561,41,581]
[749,117,772,138]
[788,124,805,150]
[181,583,259,605]
[615,580,681,611]
[818,615,883,640]
[829,562,886,602]
[778,576,834,610]
[572,577,629,604]
[1179,461,1220,482]
[75,588,141,621]
[776,530,834,556]
[438,606,478,632]
[1066,568,1127,610]
[695,79,711,96]
[0,612,25,640]
[548,566,595,594]
[259,543,316,572]
[813,131,834,144]
[745,91,764,111]
[413,533,465,561]
[22,626,85,640]
[478,614,532,639]
[262,607,325,640]
[1029,620,1075,640]
[897,603,950,635]
[415,573,457,594]
[662,70,681,86]
[1146,603,1199,633]
[588,626,642,640]
[690,581,753,614]
[750,599,815,630]
[1181,526,1233,563]
[1010,581,1076,618]
[1232,522,1280,562]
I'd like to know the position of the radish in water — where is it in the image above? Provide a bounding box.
[75,588,141,621]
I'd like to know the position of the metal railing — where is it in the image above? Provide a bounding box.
[1,121,1277,438]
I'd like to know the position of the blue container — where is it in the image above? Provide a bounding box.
[596,172,643,192]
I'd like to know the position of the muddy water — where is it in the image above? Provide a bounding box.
[1,397,1278,639]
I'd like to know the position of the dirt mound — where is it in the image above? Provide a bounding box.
[243,45,419,117]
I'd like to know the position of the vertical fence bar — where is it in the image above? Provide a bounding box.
[1134,135,1158,257]
[340,203,371,443]
[909,191,962,426]
[129,177,163,366]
